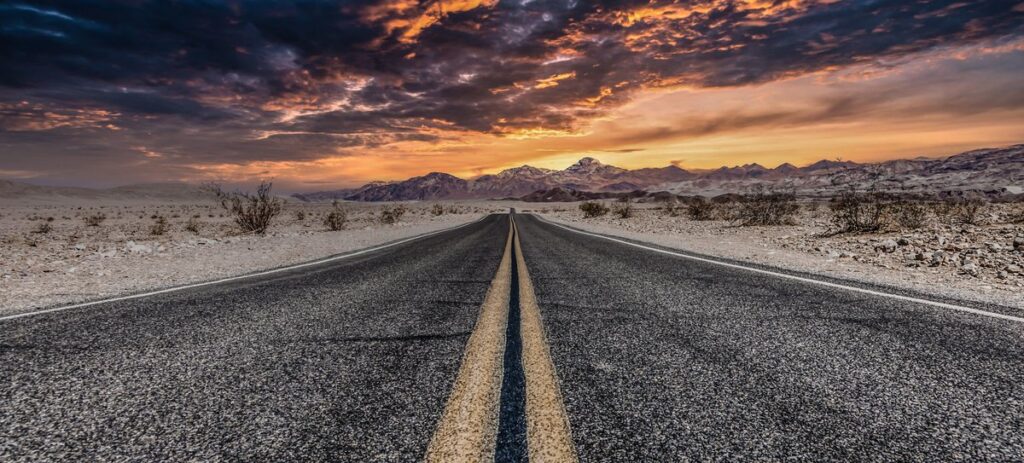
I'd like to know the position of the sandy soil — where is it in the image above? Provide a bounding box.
[0,201,499,315]
[523,202,1024,309]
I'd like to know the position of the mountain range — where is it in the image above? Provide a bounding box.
[293,144,1024,202]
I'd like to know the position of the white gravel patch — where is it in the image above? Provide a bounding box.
[0,201,499,315]
[528,204,1024,309]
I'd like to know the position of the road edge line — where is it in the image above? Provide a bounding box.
[512,216,579,462]
[425,216,513,462]
[0,216,487,322]
[537,216,1024,324]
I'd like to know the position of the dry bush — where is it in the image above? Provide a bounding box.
[150,215,168,236]
[944,198,987,225]
[185,217,201,234]
[663,197,681,217]
[613,201,634,219]
[325,201,348,230]
[893,200,928,230]
[579,201,609,218]
[431,203,445,216]
[206,181,283,235]
[830,190,891,233]
[84,213,106,227]
[380,204,407,224]
[294,210,306,221]
[687,197,716,221]
[32,222,52,234]
[734,188,799,226]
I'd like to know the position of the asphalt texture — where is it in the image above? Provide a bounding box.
[1,215,508,462]
[6,212,1024,462]
[514,214,1024,462]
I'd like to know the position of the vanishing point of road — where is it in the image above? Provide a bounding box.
[2,212,1023,461]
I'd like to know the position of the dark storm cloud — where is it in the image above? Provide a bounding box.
[1,0,1022,178]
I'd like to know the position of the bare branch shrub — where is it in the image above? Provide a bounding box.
[84,214,106,227]
[380,204,407,224]
[663,196,680,217]
[946,198,987,225]
[579,201,609,218]
[830,190,891,233]
[325,201,348,231]
[735,187,799,226]
[893,200,928,230]
[687,197,717,221]
[431,203,445,216]
[185,217,201,234]
[612,200,634,219]
[206,181,283,235]
[150,215,168,236]
[32,222,52,234]
[294,210,306,221]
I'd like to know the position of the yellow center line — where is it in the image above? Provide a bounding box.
[425,217,513,462]
[426,214,577,462]
[512,216,579,463]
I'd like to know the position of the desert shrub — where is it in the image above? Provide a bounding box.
[613,201,633,219]
[150,215,168,235]
[32,222,52,234]
[185,217,201,234]
[893,200,928,230]
[380,204,407,224]
[431,203,445,216]
[687,197,717,221]
[735,188,799,226]
[945,198,987,225]
[579,201,609,218]
[84,214,106,227]
[325,202,348,230]
[294,210,306,221]
[206,181,283,235]
[830,190,892,233]
[663,197,681,217]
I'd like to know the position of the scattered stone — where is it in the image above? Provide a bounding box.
[876,239,898,253]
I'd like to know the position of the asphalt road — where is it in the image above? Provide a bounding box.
[1,215,507,461]
[514,214,1024,462]
[4,212,1024,462]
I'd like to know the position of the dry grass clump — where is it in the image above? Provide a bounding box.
[380,204,407,224]
[734,188,799,226]
[150,215,168,236]
[943,198,987,225]
[32,222,53,234]
[84,213,106,227]
[830,190,891,233]
[687,197,717,221]
[579,201,609,218]
[325,201,348,230]
[612,201,634,219]
[184,217,201,234]
[207,181,282,235]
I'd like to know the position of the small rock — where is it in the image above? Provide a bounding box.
[997,270,1009,280]
[960,261,979,277]
[875,239,898,253]
[897,237,910,246]
[1014,236,1024,251]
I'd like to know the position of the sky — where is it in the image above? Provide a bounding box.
[1,0,1023,191]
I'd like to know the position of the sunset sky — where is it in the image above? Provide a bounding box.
[1,0,1023,191]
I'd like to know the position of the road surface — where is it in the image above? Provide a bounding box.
[3,212,1023,461]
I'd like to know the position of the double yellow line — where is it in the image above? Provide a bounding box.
[425,215,577,462]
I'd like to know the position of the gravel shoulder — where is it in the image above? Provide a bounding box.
[0,201,495,315]
[530,205,1024,309]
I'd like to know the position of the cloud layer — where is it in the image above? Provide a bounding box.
[1,0,1022,187]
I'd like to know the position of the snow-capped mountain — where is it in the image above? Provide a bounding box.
[293,144,1024,201]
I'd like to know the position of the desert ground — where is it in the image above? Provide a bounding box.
[0,199,499,314]
[3,193,1023,315]
[524,200,1024,309]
